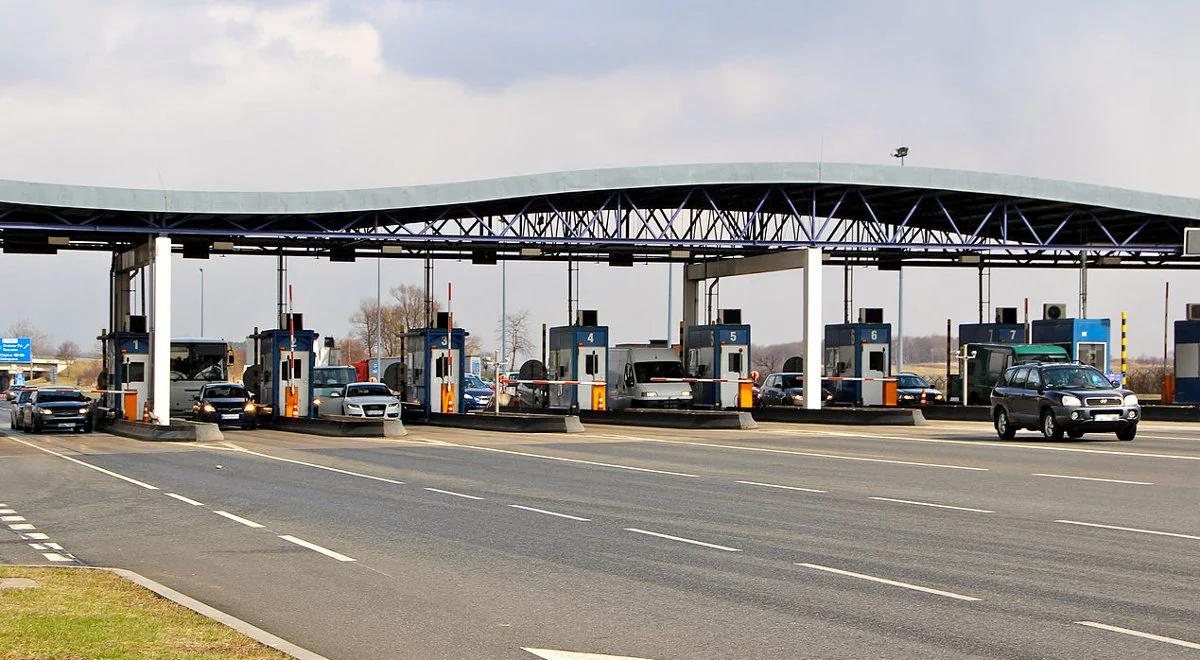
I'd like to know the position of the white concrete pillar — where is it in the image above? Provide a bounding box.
[803,246,823,410]
[682,277,699,330]
[151,236,172,426]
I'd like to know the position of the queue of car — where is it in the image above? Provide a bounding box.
[8,386,94,433]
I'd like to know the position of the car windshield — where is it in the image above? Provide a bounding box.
[464,374,490,389]
[39,391,88,403]
[634,361,686,382]
[897,375,929,388]
[346,384,391,397]
[1041,366,1111,390]
[778,374,804,389]
[204,385,246,399]
[314,368,355,386]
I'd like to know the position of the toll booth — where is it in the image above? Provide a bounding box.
[685,323,752,408]
[402,327,467,415]
[959,323,1025,346]
[1031,318,1111,372]
[548,323,608,411]
[1174,319,1200,404]
[99,331,151,420]
[825,323,891,406]
[247,328,318,419]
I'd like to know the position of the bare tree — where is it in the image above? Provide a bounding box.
[496,309,534,369]
[55,340,81,360]
[390,283,441,331]
[6,320,52,354]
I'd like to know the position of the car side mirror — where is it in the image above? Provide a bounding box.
[330,391,342,398]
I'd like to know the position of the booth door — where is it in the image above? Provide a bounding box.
[122,355,150,418]
[277,353,311,416]
[578,346,606,411]
[720,347,748,408]
[861,344,889,406]
[430,346,461,413]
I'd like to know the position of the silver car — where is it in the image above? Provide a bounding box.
[326,382,402,419]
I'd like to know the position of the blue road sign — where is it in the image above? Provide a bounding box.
[13,372,26,386]
[0,338,32,363]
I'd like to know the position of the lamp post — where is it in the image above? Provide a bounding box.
[892,146,909,166]
[199,267,205,336]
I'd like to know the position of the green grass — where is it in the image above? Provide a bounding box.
[0,567,287,660]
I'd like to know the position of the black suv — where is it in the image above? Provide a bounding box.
[21,388,94,433]
[991,363,1139,441]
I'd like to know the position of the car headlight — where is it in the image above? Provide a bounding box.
[243,403,256,413]
[1123,394,1138,406]
[312,397,322,407]
[203,403,216,413]
[1060,395,1082,407]
[39,408,52,415]
[933,394,944,400]
[78,407,89,414]
[346,403,361,410]
[642,392,658,398]
[791,393,804,400]
[901,394,915,400]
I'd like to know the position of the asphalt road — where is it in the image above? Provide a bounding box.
[2,403,1198,659]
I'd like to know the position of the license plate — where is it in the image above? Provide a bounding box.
[221,414,239,420]
[1093,413,1119,422]
[366,411,382,417]
[53,422,72,428]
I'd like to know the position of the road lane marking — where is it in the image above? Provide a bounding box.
[46,543,63,550]
[441,443,699,478]
[6,436,159,489]
[166,493,205,506]
[1075,621,1200,650]
[209,444,405,485]
[768,427,1200,461]
[22,532,48,540]
[624,528,741,552]
[523,649,655,660]
[508,505,591,521]
[42,553,73,562]
[1,515,26,522]
[424,487,485,500]
[634,437,987,471]
[214,511,265,528]
[28,543,45,550]
[1033,473,1153,485]
[278,535,356,562]
[735,480,827,493]
[796,562,980,601]
[8,523,35,530]
[1055,520,1200,541]
[868,497,994,513]
[0,508,14,514]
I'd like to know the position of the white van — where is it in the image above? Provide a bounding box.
[607,345,693,410]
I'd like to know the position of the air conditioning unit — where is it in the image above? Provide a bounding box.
[576,309,599,326]
[995,307,1018,324]
[125,314,147,333]
[1043,304,1068,321]
[434,311,450,330]
[859,308,884,324]
[1187,304,1200,321]
[717,309,742,324]
[279,313,304,331]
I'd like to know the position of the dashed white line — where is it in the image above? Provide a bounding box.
[796,562,980,601]
[869,497,994,513]
[28,543,45,551]
[0,508,15,514]
[1033,473,1153,485]
[736,480,827,494]
[5,436,159,489]
[633,437,988,471]
[1,515,26,522]
[441,443,699,478]
[45,542,63,550]
[624,528,741,552]
[1055,520,1200,541]
[278,535,356,562]
[22,532,48,540]
[42,553,73,562]
[214,511,265,528]
[210,444,405,485]
[166,492,206,506]
[1075,621,1200,650]
[508,505,591,521]
[424,487,485,500]
[8,523,34,531]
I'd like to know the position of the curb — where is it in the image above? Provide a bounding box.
[14,565,327,660]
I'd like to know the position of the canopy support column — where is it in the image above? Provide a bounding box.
[804,246,823,410]
[151,236,172,426]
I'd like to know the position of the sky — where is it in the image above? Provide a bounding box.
[1,0,1197,361]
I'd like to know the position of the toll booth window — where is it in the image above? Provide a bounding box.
[728,352,743,374]
[126,362,145,383]
[279,359,301,380]
[868,351,885,372]
[435,356,447,378]
[585,354,598,376]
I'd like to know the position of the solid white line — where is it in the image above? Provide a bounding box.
[166,492,206,506]
[8,523,34,530]
[638,437,987,471]
[5,435,159,489]
[278,535,356,562]
[207,444,405,485]
[736,480,827,493]
[523,648,654,660]
[1033,473,1153,485]
[624,527,741,552]
[1,515,26,522]
[1075,621,1200,650]
[43,553,74,562]
[869,497,994,513]
[214,510,265,528]
[508,504,591,521]
[441,443,699,478]
[796,562,980,601]
[1055,520,1200,541]
[424,487,484,500]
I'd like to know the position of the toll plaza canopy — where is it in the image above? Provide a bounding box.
[2,162,1199,267]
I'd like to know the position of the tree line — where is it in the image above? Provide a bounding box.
[5,319,86,360]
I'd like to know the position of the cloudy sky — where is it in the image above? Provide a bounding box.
[1,0,1197,360]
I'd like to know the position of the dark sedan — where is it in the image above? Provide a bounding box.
[895,373,944,406]
[758,372,834,406]
[22,388,94,433]
[991,363,1139,441]
[192,383,257,429]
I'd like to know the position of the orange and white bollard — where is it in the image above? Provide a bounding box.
[142,401,152,423]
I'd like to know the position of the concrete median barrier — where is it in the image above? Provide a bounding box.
[267,415,407,438]
[752,406,927,426]
[1139,404,1200,422]
[918,405,992,422]
[578,409,757,430]
[420,412,584,433]
[100,418,224,442]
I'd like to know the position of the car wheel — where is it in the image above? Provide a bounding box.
[994,409,1016,440]
[31,419,41,434]
[1041,409,1064,441]
[1067,430,1085,440]
[1116,425,1137,442]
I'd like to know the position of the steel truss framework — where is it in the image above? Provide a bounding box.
[2,181,1198,267]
